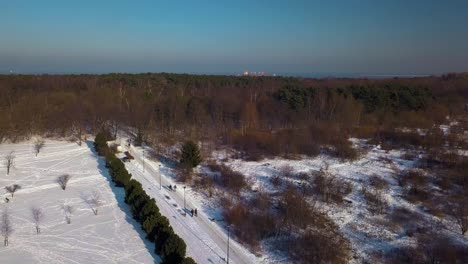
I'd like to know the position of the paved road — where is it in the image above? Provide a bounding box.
[126,146,256,264]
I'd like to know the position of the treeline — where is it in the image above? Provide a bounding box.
[0,73,467,158]
[94,132,196,264]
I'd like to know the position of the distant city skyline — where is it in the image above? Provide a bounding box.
[1,0,468,75]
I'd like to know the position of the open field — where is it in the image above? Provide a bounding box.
[0,140,156,264]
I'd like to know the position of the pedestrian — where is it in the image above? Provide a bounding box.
[169,185,173,191]
[174,185,177,191]
[195,208,197,216]
[191,209,194,217]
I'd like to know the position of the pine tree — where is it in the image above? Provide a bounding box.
[180,141,202,169]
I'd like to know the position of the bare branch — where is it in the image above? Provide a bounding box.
[4,151,15,175]
[57,174,71,190]
[34,138,45,157]
[83,190,103,215]
[1,208,13,246]
[62,204,74,224]
[31,207,44,234]
[5,184,21,198]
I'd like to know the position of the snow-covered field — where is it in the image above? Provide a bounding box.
[0,140,156,264]
[131,134,467,263]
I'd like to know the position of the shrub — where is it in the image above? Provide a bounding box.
[93,133,193,263]
[180,141,202,168]
[287,230,350,264]
[223,202,276,248]
[313,169,352,204]
[207,163,247,195]
[160,234,187,264]
[181,257,197,264]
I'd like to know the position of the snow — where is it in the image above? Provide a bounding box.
[119,144,260,264]
[0,140,157,264]
[212,139,468,262]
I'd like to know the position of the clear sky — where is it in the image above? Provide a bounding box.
[1,0,468,75]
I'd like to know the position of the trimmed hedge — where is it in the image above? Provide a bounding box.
[94,132,195,264]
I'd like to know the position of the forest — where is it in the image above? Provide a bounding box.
[1,73,467,263]
[0,73,466,150]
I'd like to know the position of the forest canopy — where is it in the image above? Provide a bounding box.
[0,73,466,158]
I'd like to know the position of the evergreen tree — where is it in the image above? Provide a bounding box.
[160,234,187,264]
[180,141,202,168]
[181,257,197,264]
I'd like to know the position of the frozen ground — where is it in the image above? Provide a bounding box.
[118,143,259,264]
[0,140,156,264]
[113,127,467,263]
[214,139,468,262]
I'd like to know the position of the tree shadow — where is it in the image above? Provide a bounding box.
[86,140,160,264]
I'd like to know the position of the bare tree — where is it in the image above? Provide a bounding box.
[31,207,44,234]
[62,204,74,224]
[4,151,14,175]
[1,208,13,246]
[57,174,71,190]
[34,138,45,157]
[451,198,468,235]
[5,184,21,198]
[83,190,103,215]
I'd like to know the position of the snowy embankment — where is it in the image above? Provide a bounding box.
[116,143,259,264]
[0,140,156,264]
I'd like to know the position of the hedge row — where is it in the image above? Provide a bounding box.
[94,132,196,264]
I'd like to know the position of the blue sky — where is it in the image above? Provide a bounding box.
[1,0,468,75]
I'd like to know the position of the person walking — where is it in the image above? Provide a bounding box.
[195,208,198,216]
[190,209,194,217]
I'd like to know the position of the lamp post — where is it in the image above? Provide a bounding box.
[159,164,162,190]
[183,186,186,210]
[142,149,145,172]
[227,225,231,264]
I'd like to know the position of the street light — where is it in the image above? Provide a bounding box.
[227,225,231,264]
[142,149,145,172]
[183,186,186,211]
[159,164,162,190]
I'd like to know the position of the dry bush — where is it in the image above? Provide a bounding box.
[332,138,359,160]
[175,167,193,182]
[374,129,424,149]
[277,187,314,231]
[313,169,352,204]
[229,130,279,161]
[352,125,378,139]
[193,174,215,197]
[249,191,271,211]
[383,233,468,264]
[270,174,284,187]
[279,165,295,179]
[223,202,276,249]
[400,169,430,203]
[57,174,71,190]
[207,163,247,195]
[447,196,468,235]
[388,207,429,236]
[422,127,445,150]
[369,174,389,190]
[287,229,350,264]
[362,188,387,215]
[229,128,321,160]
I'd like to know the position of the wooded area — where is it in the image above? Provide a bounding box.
[0,73,466,159]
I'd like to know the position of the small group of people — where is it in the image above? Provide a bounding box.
[190,208,198,217]
[168,185,177,191]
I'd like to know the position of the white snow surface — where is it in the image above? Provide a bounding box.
[0,140,157,264]
[120,144,260,264]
